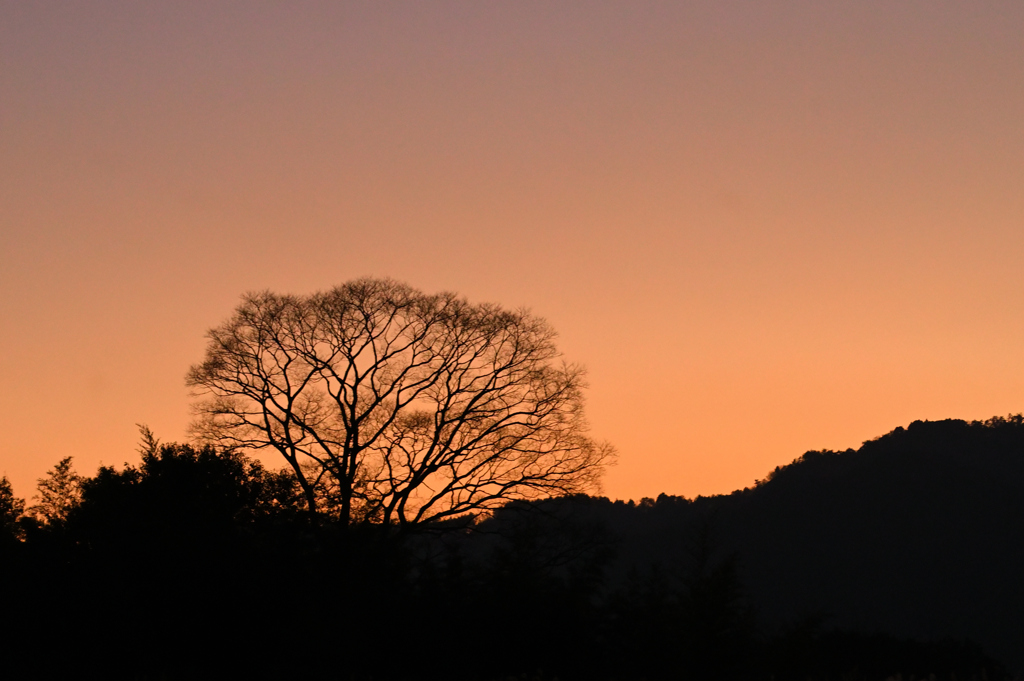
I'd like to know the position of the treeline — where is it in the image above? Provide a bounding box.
[1,419,1019,679]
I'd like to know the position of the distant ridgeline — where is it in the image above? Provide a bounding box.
[514,415,1024,674]
[2,416,1022,679]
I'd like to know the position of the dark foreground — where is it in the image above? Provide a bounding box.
[3,417,1022,679]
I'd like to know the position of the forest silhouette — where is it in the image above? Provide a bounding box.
[2,416,1021,679]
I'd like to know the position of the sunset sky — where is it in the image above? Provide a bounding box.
[2,1,1023,502]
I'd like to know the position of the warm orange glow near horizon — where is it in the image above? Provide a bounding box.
[2,2,1023,503]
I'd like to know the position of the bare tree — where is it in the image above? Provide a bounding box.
[187,278,613,529]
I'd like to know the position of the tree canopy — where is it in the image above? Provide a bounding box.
[187,278,613,527]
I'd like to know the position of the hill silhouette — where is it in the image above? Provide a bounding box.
[503,416,1024,672]
[726,416,1024,668]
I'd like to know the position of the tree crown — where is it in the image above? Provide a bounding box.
[188,278,613,527]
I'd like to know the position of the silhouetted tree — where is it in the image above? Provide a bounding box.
[72,440,302,547]
[0,475,25,542]
[28,456,82,527]
[188,278,613,527]
[0,442,294,678]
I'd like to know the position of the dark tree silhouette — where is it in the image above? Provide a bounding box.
[188,278,613,527]
[0,475,24,542]
[71,438,303,547]
[27,456,82,527]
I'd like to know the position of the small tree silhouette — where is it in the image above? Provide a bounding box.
[0,475,25,541]
[29,457,83,526]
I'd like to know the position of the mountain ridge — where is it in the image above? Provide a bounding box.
[522,416,1024,670]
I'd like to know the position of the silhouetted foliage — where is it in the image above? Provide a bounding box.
[2,416,1020,679]
[0,475,24,543]
[27,455,82,526]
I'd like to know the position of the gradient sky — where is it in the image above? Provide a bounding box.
[3,1,1023,502]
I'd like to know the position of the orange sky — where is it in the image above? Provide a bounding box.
[2,1,1023,502]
